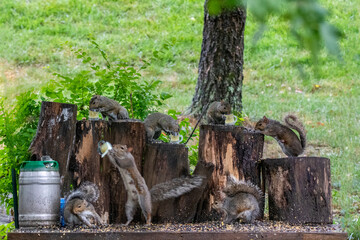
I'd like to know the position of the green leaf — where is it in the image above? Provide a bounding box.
[45,90,59,99]
[82,57,92,63]
[160,92,172,100]
[207,0,222,16]
[320,22,342,58]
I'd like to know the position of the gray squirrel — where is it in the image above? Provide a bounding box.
[144,112,180,142]
[64,181,104,228]
[98,141,204,225]
[213,175,263,223]
[255,114,306,157]
[89,95,129,122]
[206,101,231,124]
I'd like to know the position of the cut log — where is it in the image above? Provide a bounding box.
[69,120,146,224]
[190,160,215,222]
[262,157,333,224]
[197,125,264,220]
[29,101,77,196]
[143,142,188,223]
[143,143,214,223]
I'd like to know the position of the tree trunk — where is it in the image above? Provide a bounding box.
[262,157,333,224]
[29,101,77,196]
[69,120,146,224]
[196,125,264,220]
[188,1,246,116]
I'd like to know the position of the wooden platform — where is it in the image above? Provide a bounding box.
[8,222,347,240]
[8,231,348,240]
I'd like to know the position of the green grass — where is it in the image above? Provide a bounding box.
[0,0,359,237]
[0,0,203,104]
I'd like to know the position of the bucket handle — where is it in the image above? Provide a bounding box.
[20,161,58,169]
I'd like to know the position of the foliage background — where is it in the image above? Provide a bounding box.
[0,0,359,237]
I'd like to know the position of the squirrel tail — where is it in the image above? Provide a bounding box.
[284,114,307,150]
[65,181,100,203]
[150,175,204,202]
[223,176,263,203]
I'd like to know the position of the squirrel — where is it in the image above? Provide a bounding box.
[98,141,204,225]
[89,95,129,122]
[213,175,263,223]
[144,112,180,142]
[64,181,104,228]
[206,101,231,124]
[254,114,306,157]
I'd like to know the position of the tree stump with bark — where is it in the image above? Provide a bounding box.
[69,120,146,224]
[197,124,264,220]
[29,101,77,196]
[262,157,333,224]
[143,143,214,223]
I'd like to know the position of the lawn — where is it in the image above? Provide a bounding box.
[0,0,359,237]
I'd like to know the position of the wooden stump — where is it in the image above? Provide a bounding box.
[29,101,77,196]
[69,120,146,224]
[262,157,333,224]
[191,160,215,222]
[143,142,188,223]
[197,125,264,219]
[143,143,214,223]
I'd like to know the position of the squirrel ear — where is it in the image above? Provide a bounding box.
[127,147,133,153]
[263,116,269,123]
[220,100,224,104]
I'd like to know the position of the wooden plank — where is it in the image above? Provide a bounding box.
[8,231,347,240]
[303,233,348,240]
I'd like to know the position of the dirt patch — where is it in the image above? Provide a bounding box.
[0,59,51,97]
[0,60,27,93]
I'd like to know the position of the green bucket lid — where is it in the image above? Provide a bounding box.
[20,161,59,171]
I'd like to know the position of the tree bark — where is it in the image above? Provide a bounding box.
[29,101,77,196]
[69,120,146,224]
[188,1,246,116]
[184,160,215,223]
[196,125,264,220]
[143,143,214,223]
[262,157,333,224]
[143,143,190,223]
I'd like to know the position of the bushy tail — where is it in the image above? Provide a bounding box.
[284,114,306,150]
[223,176,263,203]
[150,175,204,202]
[66,181,100,203]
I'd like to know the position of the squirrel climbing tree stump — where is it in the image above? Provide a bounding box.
[143,143,214,223]
[70,120,146,224]
[262,157,333,224]
[197,125,264,220]
[29,101,77,196]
